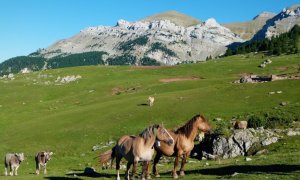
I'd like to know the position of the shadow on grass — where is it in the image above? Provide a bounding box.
[137,103,149,106]
[159,164,300,177]
[44,177,83,180]
[65,170,114,179]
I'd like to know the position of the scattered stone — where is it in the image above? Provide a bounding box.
[280,102,288,106]
[269,92,275,95]
[92,145,101,151]
[55,75,82,84]
[20,68,31,74]
[231,172,240,177]
[276,91,282,94]
[262,137,278,146]
[202,151,217,160]
[8,73,14,79]
[205,162,209,166]
[286,130,300,136]
[255,149,268,155]
[245,157,252,161]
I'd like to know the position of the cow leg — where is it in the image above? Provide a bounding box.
[179,153,187,176]
[44,164,47,174]
[4,167,8,176]
[15,165,19,176]
[172,155,179,179]
[36,163,40,175]
[152,152,162,177]
[9,165,13,176]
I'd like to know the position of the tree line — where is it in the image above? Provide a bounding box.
[0,51,107,75]
[225,25,300,56]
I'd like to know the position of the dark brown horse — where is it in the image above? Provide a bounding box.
[152,114,212,179]
[100,124,174,180]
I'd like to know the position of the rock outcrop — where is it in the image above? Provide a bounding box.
[196,127,300,159]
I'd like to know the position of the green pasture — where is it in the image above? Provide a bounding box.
[0,53,299,179]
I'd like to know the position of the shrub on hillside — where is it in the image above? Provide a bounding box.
[247,115,267,129]
[247,110,297,129]
[119,36,149,51]
[140,57,160,66]
[107,54,137,65]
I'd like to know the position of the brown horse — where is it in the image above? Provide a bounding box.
[100,124,174,180]
[152,114,212,179]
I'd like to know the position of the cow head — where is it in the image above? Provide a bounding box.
[15,153,25,162]
[43,152,53,161]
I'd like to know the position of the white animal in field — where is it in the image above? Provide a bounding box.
[35,151,53,175]
[148,96,155,106]
[4,153,25,176]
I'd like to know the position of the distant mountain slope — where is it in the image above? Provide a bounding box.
[252,4,300,40]
[38,17,242,65]
[223,12,276,40]
[142,11,201,27]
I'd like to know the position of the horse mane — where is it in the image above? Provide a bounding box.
[139,124,159,143]
[175,114,202,137]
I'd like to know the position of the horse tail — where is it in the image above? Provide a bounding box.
[99,145,116,168]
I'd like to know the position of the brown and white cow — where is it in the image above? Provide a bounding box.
[35,151,53,175]
[4,153,25,176]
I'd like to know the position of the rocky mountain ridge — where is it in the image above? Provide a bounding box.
[39,17,242,65]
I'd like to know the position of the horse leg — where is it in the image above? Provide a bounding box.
[141,161,147,180]
[130,160,138,180]
[125,162,132,180]
[172,155,179,179]
[145,161,151,180]
[142,161,151,180]
[179,153,187,176]
[116,156,121,180]
[152,152,162,177]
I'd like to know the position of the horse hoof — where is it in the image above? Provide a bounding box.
[147,175,152,179]
[172,173,178,179]
[180,171,185,176]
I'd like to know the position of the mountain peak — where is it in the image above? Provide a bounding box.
[142,11,201,27]
[252,12,276,20]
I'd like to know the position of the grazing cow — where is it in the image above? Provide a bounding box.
[35,151,53,175]
[148,96,155,106]
[4,153,25,176]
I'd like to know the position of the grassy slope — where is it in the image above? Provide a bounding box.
[0,54,299,179]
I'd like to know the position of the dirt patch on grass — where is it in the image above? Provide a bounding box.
[159,76,202,83]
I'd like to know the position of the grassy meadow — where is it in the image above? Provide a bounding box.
[0,53,299,179]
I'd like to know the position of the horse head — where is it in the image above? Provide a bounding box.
[195,114,212,134]
[154,124,174,145]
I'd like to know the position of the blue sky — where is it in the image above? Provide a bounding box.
[0,0,299,62]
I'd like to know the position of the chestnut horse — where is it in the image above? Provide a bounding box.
[100,124,174,180]
[152,114,212,179]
